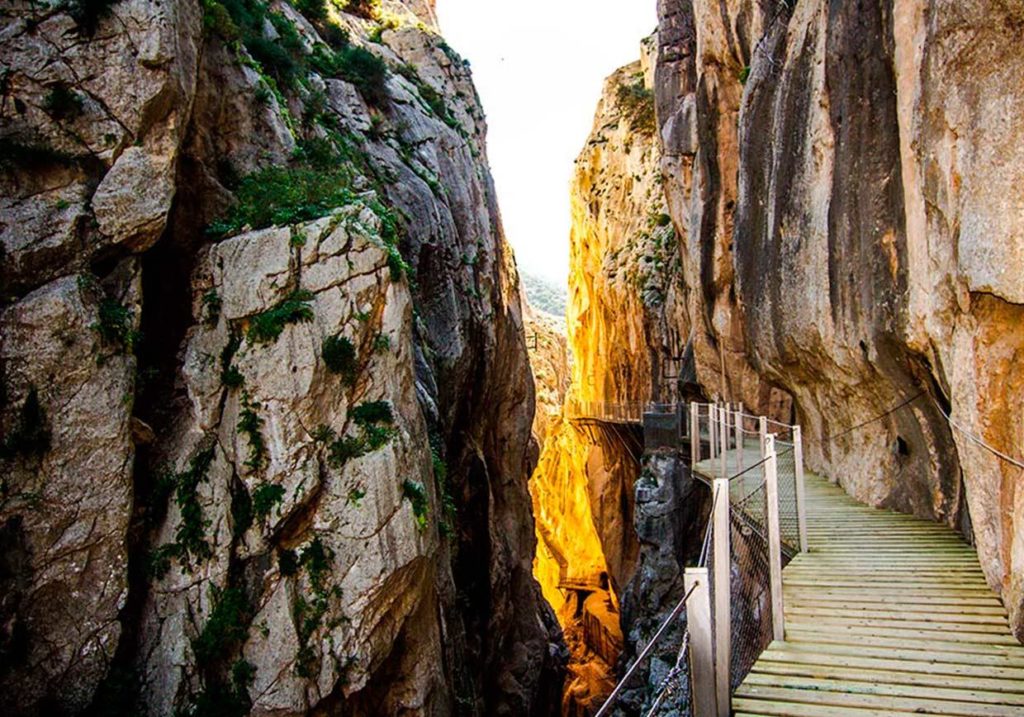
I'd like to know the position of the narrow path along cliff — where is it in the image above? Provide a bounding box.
[1,1,1023,717]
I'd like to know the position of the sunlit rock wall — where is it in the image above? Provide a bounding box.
[654,0,1024,637]
[569,53,688,408]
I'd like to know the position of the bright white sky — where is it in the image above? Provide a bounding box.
[435,1,657,284]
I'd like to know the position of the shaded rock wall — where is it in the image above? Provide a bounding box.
[653,0,1024,637]
[0,1,560,714]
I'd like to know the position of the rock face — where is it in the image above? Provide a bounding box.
[652,0,1024,637]
[525,54,693,716]
[0,1,561,714]
[569,53,687,408]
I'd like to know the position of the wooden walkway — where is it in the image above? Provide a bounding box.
[735,473,1024,716]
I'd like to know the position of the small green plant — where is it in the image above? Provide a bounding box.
[42,83,83,121]
[0,387,51,460]
[367,114,387,140]
[322,45,390,107]
[327,435,365,468]
[192,585,251,666]
[394,63,460,130]
[402,479,429,530]
[311,424,336,444]
[148,447,216,578]
[247,290,315,344]
[323,401,396,469]
[346,487,365,507]
[322,334,358,384]
[340,0,381,20]
[202,289,223,325]
[208,162,357,237]
[238,392,267,472]
[431,444,456,537]
[293,0,327,22]
[201,0,240,40]
[739,65,751,85]
[291,534,339,678]
[221,330,245,389]
[93,297,140,353]
[616,76,656,135]
[252,482,285,518]
[373,334,390,353]
[351,400,392,426]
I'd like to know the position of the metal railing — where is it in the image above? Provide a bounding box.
[594,400,806,717]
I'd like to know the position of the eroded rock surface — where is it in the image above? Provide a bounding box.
[0,0,561,714]
[653,0,1024,637]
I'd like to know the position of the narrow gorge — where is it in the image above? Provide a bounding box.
[2,1,1023,716]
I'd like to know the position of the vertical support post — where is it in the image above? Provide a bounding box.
[685,567,718,717]
[759,416,768,458]
[719,404,728,480]
[764,434,785,643]
[712,477,731,715]
[793,425,808,553]
[735,406,744,472]
[709,405,717,461]
[691,402,700,465]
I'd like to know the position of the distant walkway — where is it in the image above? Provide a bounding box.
[734,473,1024,716]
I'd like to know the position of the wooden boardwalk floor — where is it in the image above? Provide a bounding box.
[735,473,1024,716]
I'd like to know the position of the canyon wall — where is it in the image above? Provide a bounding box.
[527,52,693,716]
[654,0,1024,637]
[0,1,561,715]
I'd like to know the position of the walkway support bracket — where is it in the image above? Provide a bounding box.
[764,434,786,642]
[685,567,718,717]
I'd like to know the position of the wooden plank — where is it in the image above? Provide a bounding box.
[785,605,1010,626]
[757,648,1024,680]
[781,630,1024,657]
[733,697,914,716]
[783,620,1021,644]
[784,599,1008,616]
[735,684,1024,716]
[735,454,1024,715]
[751,661,1024,693]
[742,672,1024,706]
[766,639,1024,668]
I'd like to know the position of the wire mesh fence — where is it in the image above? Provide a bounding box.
[773,445,800,555]
[728,481,775,690]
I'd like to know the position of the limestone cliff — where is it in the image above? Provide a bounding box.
[0,1,561,715]
[569,51,687,409]
[653,0,1024,639]
[527,54,686,716]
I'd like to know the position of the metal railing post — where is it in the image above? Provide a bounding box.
[685,567,718,717]
[690,402,699,465]
[719,404,728,480]
[757,413,765,458]
[793,425,808,553]
[735,406,744,472]
[712,477,731,714]
[709,405,717,461]
[764,434,785,642]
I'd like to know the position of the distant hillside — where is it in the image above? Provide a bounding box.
[522,272,568,318]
